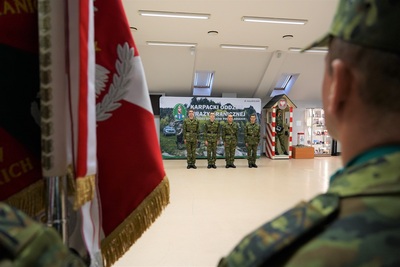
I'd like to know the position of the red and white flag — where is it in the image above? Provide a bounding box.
[94,0,170,265]
[1,0,102,264]
[1,1,169,265]
[37,0,102,265]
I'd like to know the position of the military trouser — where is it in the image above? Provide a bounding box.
[186,140,197,165]
[247,143,258,164]
[224,139,237,165]
[276,133,287,154]
[206,140,218,165]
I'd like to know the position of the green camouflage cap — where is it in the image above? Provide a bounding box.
[303,0,400,54]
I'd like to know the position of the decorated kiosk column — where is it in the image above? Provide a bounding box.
[263,94,296,159]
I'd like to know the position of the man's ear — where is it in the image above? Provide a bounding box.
[327,59,353,116]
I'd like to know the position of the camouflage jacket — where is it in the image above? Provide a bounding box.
[244,122,260,145]
[204,120,220,142]
[183,118,199,142]
[0,203,86,267]
[218,150,400,267]
[222,122,238,142]
[276,116,285,135]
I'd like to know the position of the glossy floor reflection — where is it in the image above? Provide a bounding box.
[114,155,342,267]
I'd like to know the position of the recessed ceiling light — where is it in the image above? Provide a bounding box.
[139,10,210,20]
[242,16,307,25]
[282,34,293,40]
[207,30,219,36]
[220,44,268,51]
[147,41,197,47]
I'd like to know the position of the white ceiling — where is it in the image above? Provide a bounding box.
[122,0,338,103]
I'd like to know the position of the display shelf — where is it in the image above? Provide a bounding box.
[305,108,332,156]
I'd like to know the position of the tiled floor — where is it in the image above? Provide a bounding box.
[114,155,343,267]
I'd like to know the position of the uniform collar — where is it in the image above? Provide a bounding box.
[330,146,400,182]
[329,146,400,197]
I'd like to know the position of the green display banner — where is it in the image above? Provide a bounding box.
[160,97,262,159]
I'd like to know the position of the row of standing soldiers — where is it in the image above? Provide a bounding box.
[183,109,261,169]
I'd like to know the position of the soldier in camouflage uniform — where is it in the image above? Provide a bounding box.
[275,109,288,155]
[204,112,220,169]
[244,114,260,168]
[183,109,199,169]
[222,114,238,168]
[218,0,400,266]
[0,202,86,267]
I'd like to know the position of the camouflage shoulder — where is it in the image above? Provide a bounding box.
[218,193,340,267]
[329,151,400,196]
[0,202,86,267]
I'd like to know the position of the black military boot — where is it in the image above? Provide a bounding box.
[252,163,258,168]
[248,163,253,168]
[207,164,211,169]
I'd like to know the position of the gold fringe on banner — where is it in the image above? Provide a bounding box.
[73,174,95,210]
[5,179,45,218]
[66,165,77,197]
[101,176,170,267]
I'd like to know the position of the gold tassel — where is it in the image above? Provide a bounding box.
[73,174,95,210]
[4,179,45,217]
[67,165,77,196]
[101,176,170,267]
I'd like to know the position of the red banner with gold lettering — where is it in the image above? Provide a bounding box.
[0,1,43,214]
